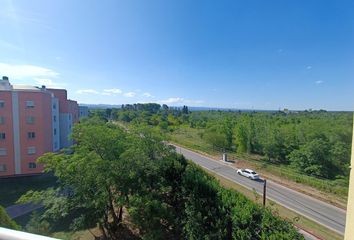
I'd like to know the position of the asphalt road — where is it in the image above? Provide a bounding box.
[174,145,347,235]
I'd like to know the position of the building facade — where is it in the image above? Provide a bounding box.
[79,106,89,119]
[0,76,79,177]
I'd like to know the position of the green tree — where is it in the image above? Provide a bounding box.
[288,139,333,178]
[204,125,228,150]
[0,205,20,230]
[26,211,51,236]
[18,120,129,239]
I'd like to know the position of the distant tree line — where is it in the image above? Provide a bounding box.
[18,118,303,239]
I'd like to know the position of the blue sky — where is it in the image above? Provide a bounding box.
[0,0,353,110]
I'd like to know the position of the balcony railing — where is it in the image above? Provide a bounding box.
[0,227,59,240]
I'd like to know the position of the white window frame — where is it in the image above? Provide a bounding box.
[0,164,7,172]
[26,100,35,108]
[27,146,36,155]
[0,148,6,156]
[26,116,35,124]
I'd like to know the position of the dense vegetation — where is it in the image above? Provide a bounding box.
[0,205,20,230]
[93,104,352,182]
[18,118,303,239]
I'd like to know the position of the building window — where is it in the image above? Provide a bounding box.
[0,101,4,108]
[68,115,71,120]
[27,147,36,155]
[0,164,7,172]
[26,101,35,108]
[0,116,4,124]
[28,132,35,139]
[26,116,35,124]
[0,132,5,140]
[53,103,56,109]
[29,162,37,169]
[54,142,58,149]
[0,148,6,156]
[54,128,57,135]
[53,116,57,122]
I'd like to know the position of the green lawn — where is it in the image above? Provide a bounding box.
[0,174,58,208]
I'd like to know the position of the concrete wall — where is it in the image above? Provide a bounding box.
[344,115,354,239]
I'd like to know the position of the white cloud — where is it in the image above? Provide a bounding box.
[160,97,184,104]
[315,80,323,84]
[76,89,99,94]
[104,88,122,94]
[0,62,59,79]
[142,92,154,98]
[34,78,65,88]
[306,65,313,70]
[123,92,136,97]
[0,62,66,88]
[159,97,204,105]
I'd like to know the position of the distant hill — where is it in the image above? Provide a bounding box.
[79,103,351,113]
[79,103,276,112]
[79,103,122,109]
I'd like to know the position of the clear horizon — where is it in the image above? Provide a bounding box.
[0,0,353,111]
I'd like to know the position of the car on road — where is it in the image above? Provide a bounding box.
[237,168,260,180]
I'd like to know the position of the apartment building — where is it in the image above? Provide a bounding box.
[0,76,79,177]
[79,105,89,119]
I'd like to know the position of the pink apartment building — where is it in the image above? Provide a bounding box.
[0,76,79,177]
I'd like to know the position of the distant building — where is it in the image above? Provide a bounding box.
[79,106,89,119]
[0,76,79,177]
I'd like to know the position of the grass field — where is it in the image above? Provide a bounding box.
[168,125,348,207]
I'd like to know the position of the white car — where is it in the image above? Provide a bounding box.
[237,168,260,180]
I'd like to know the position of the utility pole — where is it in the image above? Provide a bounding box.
[263,179,267,207]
